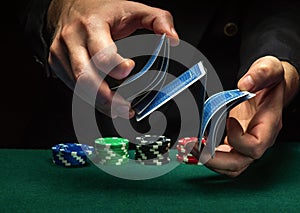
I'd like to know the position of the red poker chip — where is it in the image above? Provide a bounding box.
[176,145,190,155]
[178,137,198,145]
[176,137,207,162]
[177,137,206,147]
[201,137,207,145]
[176,154,199,164]
[177,137,198,153]
[176,146,199,157]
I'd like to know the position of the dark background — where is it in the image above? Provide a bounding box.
[1,16,76,149]
[1,8,299,149]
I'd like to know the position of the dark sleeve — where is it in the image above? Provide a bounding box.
[238,0,300,78]
[17,0,53,77]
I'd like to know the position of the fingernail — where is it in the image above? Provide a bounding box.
[124,58,135,68]
[239,75,255,91]
[129,109,135,119]
[111,59,133,80]
[171,27,178,36]
[169,28,180,46]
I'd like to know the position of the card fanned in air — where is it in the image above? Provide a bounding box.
[112,34,255,151]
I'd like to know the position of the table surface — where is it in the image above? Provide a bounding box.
[1,141,300,212]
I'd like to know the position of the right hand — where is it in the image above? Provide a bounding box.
[47,0,179,118]
[204,56,299,177]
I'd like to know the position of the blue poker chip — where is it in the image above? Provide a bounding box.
[52,154,86,167]
[52,143,95,167]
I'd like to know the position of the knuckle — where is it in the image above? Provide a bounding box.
[48,44,60,67]
[96,96,112,110]
[47,55,54,67]
[229,162,246,173]
[73,67,86,81]
[256,63,272,77]
[60,25,75,41]
[94,51,119,73]
[226,161,251,177]
[160,10,172,19]
[227,171,242,178]
[255,57,284,78]
[48,48,56,66]
[95,51,111,65]
[81,15,99,31]
[249,142,265,159]
[49,45,58,59]
[156,10,173,22]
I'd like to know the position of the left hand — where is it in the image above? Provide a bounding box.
[46,0,179,119]
[204,56,299,177]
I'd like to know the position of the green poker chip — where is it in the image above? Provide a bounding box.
[95,137,129,147]
[94,137,130,166]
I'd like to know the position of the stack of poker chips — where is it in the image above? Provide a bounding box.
[135,135,171,166]
[94,137,129,165]
[52,143,95,167]
[176,137,206,165]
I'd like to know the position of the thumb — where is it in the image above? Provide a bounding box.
[238,56,284,92]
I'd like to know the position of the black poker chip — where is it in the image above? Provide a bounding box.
[134,135,172,165]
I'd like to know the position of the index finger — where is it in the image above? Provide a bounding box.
[87,22,135,80]
[87,2,179,79]
[66,34,135,119]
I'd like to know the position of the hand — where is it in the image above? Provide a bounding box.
[205,56,299,177]
[46,0,179,118]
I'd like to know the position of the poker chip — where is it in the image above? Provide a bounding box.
[136,157,171,166]
[135,135,171,166]
[94,137,130,166]
[176,137,206,165]
[52,143,95,167]
[176,154,201,165]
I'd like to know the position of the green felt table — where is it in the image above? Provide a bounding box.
[1,142,300,212]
